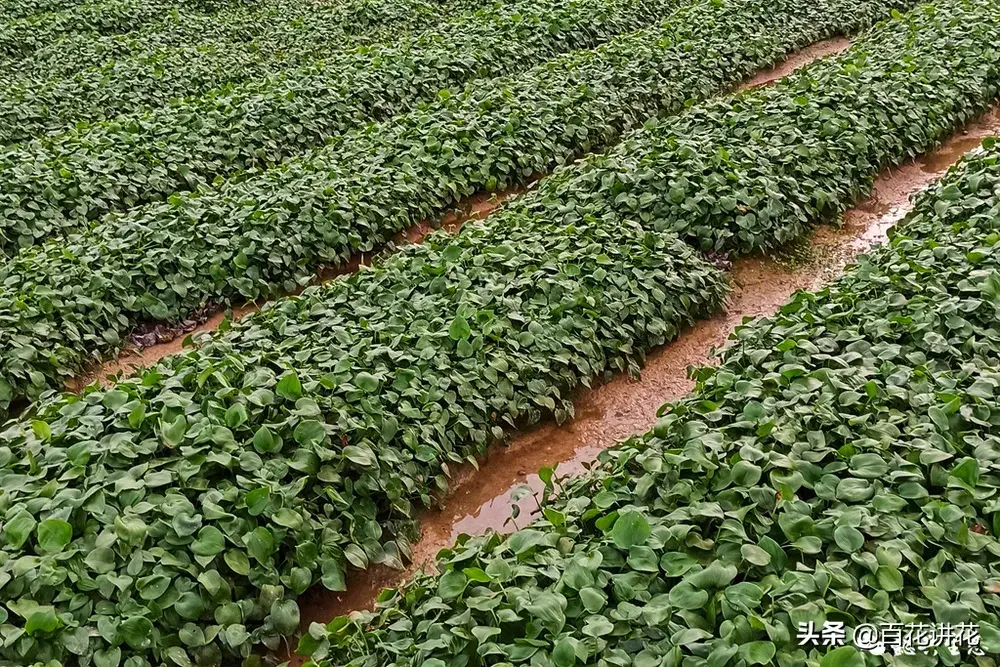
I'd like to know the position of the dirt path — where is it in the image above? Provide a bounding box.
[284,106,1000,664]
[70,37,851,390]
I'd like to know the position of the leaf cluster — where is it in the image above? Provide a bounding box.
[0,0,684,252]
[0,0,481,145]
[0,202,724,664]
[521,0,1000,256]
[0,0,305,76]
[0,0,241,57]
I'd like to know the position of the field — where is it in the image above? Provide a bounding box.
[0,0,999,665]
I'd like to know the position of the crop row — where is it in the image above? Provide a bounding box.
[0,0,311,76]
[518,0,1000,257]
[307,135,1000,667]
[0,0,86,21]
[0,1,981,664]
[0,0,240,56]
[0,0,483,143]
[0,0,685,249]
[0,167,726,665]
[0,0,909,414]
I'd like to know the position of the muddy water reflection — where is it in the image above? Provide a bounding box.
[438,108,1000,552]
[291,107,1000,645]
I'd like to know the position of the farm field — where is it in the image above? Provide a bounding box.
[0,0,999,666]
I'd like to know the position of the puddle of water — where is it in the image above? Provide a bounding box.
[284,105,1000,660]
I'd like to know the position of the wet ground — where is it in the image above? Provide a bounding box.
[285,105,1000,661]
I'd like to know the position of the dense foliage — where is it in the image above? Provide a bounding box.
[520,0,1000,255]
[0,0,683,247]
[0,0,997,664]
[0,0,240,56]
[0,0,908,414]
[0,0,87,21]
[302,134,1000,667]
[0,196,724,663]
[0,0,308,76]
[0,0,482,143]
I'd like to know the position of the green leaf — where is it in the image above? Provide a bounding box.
[579,587,606,613]
[244,487,270,516]
[342,444,376,467]
[225,403,248,428]
[244,527,275,563]
[507,529,546,555]
[253,425,282,453]
[354,372,379,392]
[610,511,650,549]
[293,419,326,446]
[740,544,771,566]
[191,526,226,557]
[438,570,468,599]
[3,510,36,549]
[739,642,775,665]
[225,549,251,576]
[31,420,51,441]
[276,372,303,401]
[820,646,864,667]
[669,581,708,610]
[980,621,1000,653]
[120,616,154,649]
[321,558,346,591]
[94,647,122,667]
[160,415,187,446]
[834,525,864,552]
[552,637,576,667]
[525,591,566,634]
[270,599,300,635]
[174,592,205,620]
[730,460,761,487]
[449,316,471,340]
[950,457,980,488]
[875,566,904,592]
[627,546,659,572]
[272,508,303,530]
[24,607,61,635]
[582,615,614,637]
[462,567,491,582]
[114,514,147,545]
[36,518,72,553]
[85,547,117,574]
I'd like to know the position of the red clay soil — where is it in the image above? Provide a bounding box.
[285,106,1000,664]
[741,36,850,89]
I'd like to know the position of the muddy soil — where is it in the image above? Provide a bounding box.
[742,36,850,88]
[285,107,1000,662]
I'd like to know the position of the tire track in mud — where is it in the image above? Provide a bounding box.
[284,105,1000,663]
